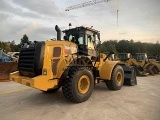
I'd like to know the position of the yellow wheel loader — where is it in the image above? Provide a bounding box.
[10,25,137,103]
[135,53,160,75]
[156,55,160,62]
[118,53,160,76]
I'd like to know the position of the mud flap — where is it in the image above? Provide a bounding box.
[122,66,137,86]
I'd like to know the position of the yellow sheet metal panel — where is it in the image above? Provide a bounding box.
[44,40,77,79]
[99,60,119,80]
[41,45,53,79]
[10,71,58,91]
[10,71,23,83]
[33,75,58,90]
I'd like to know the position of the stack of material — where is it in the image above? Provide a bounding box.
[0,62,17,82]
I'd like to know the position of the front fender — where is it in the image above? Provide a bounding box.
[99,60,119,80]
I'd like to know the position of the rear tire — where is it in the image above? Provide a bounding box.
[106,65,124,90]
[62,67,94,103]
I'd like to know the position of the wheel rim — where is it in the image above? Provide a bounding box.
[116,72,122,85]
[78,75,90,94]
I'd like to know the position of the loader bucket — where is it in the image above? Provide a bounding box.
[150,60,160,72]
[144,63,159,75]
[122,66,137,86]
[134,66,149,76]
[151,66,159,74]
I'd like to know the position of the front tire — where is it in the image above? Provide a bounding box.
[106,65,124,90]
[62,67,94,103]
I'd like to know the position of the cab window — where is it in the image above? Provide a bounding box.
[86,35,94,49]
[78,34,84,45]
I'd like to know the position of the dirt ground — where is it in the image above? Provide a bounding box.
[0,75,160,120]
[0,62,17,81]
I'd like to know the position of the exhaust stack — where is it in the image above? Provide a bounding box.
[55,25,61,40]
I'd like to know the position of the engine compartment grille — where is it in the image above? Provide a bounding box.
[18,47,35,73]
[18,42,45,77]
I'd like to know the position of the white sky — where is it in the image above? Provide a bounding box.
[0,0,160,44]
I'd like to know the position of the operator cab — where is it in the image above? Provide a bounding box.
[63,26,100,57]
[135,53,148,62]
[118,53,131,61]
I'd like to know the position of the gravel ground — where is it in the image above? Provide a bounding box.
[0,75,160,120]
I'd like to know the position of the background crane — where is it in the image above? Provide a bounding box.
[65,0,119,26]
[65,0,111,11]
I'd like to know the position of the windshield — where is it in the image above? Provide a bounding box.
[67,34,84,45]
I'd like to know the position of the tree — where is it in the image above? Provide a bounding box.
[11,40,15,45]
[18,34,29,50]
[116,40,131,53]
[0,41,11,52]
[20,34,29,45]
[101,40,117,53]
[10,40,19,52]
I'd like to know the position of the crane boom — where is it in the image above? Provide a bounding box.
[65,0,111,11]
